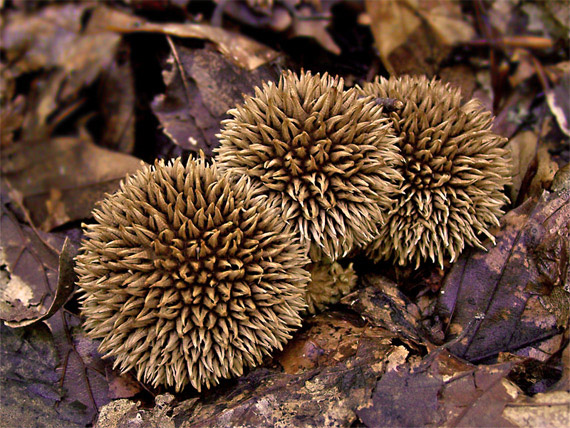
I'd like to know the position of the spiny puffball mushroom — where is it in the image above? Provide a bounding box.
[75,156,309,392]
[358,75,511,268]
[215,70,402,261]
[304,247,357,314]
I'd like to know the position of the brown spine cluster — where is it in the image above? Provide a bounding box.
[358,76,511,268]
[216,70,402,260]
[76,157,309,391]
[303,246,357,314]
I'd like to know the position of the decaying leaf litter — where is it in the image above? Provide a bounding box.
[0,1,568,427]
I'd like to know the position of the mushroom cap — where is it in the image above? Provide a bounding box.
[359,75,511,268]
[215,70,402,260]
[75,156,309,391]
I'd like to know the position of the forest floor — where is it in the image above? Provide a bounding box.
[1,1,569,427]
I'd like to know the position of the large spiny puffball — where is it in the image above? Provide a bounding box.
[358,75,511,268]
[75,156,309,391]
[215,70,403,261]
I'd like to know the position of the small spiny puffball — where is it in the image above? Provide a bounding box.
[358,75,511,268]
[75,156,309,391]
[216,70,403,260]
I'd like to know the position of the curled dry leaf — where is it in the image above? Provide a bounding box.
[438,176,570,362]
[89,6,280,71]
[3,238,76,328]
[508,130,539,203]
[546,70,570,137]
[0,204,66,324]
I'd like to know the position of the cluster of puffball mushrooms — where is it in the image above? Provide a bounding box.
[75,71,511,392]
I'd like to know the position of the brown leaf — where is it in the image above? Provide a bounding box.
[292,5,341,56]
[89,6,279,71]
[151,42,278,155]
[0,323,92,427]
[2,4,121,139]
[0,205,66,324]
[215,0,293,32]
[4,238,77,328]
[0,93,25,147]
[334,348,513,427]
[216,0,341,55]
[364,0,474,75]
[0,205,112,423]
[489,79,537,139]
[440,360,520,427]
[1,136,145,230]
[98,40,136,154]
[438,186,570,362]
[356,348,519,427]
[527,147,559,197]
[357,362,444,427]
[275,312,372,374]
[50,319,117,411]
[508,130,539,203]
[502,390,570,427]
[106,369,142,400]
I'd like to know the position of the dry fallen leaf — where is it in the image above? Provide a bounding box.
[89,6,280,71]
[527,146,560,197]
[356,348,520,427]
[503,390,570,427]
[151,42,278,155]
[1,135,145,231]
[439,360,520,427]
[508,130,539,203]
[0,205,66,324]
[0,323,92,428]
[275,312,371,375]
[215,0,342,55]
[364,0,475,75]
[3,238,76,328]
[98,40,136,154]
[438,179,570,362]
[292,4,341,56]
[0,204,118,423]
[1,4,121,139]
[341,274,426,344]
